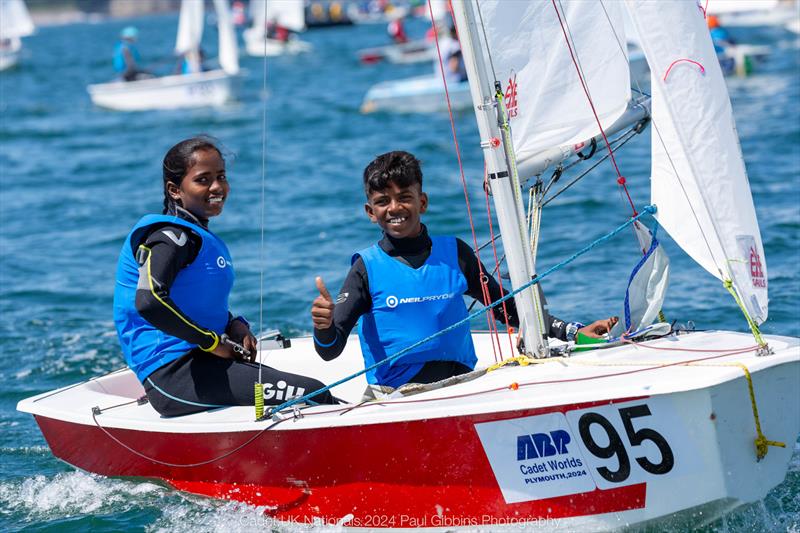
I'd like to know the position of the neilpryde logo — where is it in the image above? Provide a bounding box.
[517,430,571,460]
[385,292,455,309]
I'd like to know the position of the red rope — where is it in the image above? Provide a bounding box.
[550,0,637,216]
[428,0,504,361]
[483,164,516,355]
[663,58,706,81]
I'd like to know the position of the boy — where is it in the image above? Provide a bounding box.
[311,151,616,389]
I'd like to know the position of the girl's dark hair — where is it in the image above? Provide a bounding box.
[162,135,224,214]
[363,150,422,196]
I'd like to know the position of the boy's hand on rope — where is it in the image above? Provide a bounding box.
[578,316,619,338]
[311,276,335,330]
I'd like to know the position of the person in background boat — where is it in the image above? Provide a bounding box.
[114,136,336,417]
[387,14,408,44]
[176,47,207,75]
[434,24,467,84]
[311,151,618,392]
[707,15,735,53]
[113,26,151,82]
[266,17,291,43]
[231,0,247,27]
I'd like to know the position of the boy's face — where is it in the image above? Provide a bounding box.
[365,181,428,239]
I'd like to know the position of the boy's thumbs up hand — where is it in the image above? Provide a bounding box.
[311,276,335,330]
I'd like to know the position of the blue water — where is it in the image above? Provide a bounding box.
[1,13,798,532]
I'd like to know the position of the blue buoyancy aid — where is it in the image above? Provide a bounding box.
[113,214,234,381]
[355,236,477,387]
[113,41,141,73]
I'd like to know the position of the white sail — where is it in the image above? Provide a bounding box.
[266,0,306,31]
[475,0,631,169]
[429,0,451,23]
[175,0,205,55]
[0,0,35,39]
[213,0,239,75]
[625,0,768,324]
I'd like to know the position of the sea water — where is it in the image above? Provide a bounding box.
[0,14,798,532]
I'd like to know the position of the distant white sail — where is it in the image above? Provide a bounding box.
[475,0,631,169]
[175,0,205,55]
[0,0,34,39]
[625,0,768,323]
[213,0,239,75]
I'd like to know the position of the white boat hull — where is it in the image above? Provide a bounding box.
[361,75,472,114]
[243,32,311,56]
[87,70,237,111]
[17,330,800,530]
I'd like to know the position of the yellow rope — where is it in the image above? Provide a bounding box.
[485,347,784,460]
[723,279,767,347]
[254,382,264,420]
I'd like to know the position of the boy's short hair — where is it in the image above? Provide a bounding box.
[363,151,422,195]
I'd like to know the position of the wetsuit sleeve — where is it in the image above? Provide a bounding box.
[456,238,520,328]
[134,225,220,351]
[313,257,372,361]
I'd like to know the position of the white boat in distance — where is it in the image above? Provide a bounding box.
[88,0,239,111]
[244,0,311,57]
[0,0,35,71]
[358,38,436,65]
[19,1,800,530]
[361,74,471,113]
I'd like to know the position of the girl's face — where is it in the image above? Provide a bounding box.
[168,148,229,220]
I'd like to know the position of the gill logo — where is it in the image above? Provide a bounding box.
[216,256,229,268]
[517,430,571,460]
[505,73,518,119]
[749,246,766,288]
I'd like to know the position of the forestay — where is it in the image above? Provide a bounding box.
[475,0,631,170]
[625,0,768,324]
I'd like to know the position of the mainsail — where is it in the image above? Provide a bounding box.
[0,0,34,40]
[175,0,205,56]
[213,0,239,75]
[626,0,768,324]
[473,1,631,173]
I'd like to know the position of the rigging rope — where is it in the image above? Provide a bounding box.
[428,0,505,361]
[552,0,637,216]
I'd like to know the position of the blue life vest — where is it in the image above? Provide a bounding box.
[113,214,234,382]
[355,236,477,387]
[113,41,140,73]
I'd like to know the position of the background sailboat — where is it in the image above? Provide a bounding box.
[244,0,311,57]
[87,0,239,111]
[0,0,35,71]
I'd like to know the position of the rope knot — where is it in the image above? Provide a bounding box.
[617,176,627,185]
[490,137,501,148]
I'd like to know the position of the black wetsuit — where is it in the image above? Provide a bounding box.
[313,225,574,384]
[135,206,334,416]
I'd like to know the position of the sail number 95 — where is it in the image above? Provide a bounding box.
[577,404,674,483]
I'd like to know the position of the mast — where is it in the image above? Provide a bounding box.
[451,0,549,357]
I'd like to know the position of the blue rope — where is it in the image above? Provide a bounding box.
[623,221,660,330]
[267,205,657,416]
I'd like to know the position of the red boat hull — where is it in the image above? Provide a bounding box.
[34,398,646,526]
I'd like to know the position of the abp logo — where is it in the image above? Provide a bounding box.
[517,430,571,460]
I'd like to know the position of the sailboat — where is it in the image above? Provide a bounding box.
[17,1,799,530]
[87,0,239,111]
[243,0,311,57]
[0,0,35,71]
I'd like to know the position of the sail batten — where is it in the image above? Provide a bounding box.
[625,0,768,323]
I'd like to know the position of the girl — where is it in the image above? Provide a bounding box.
[114,136,335,416]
